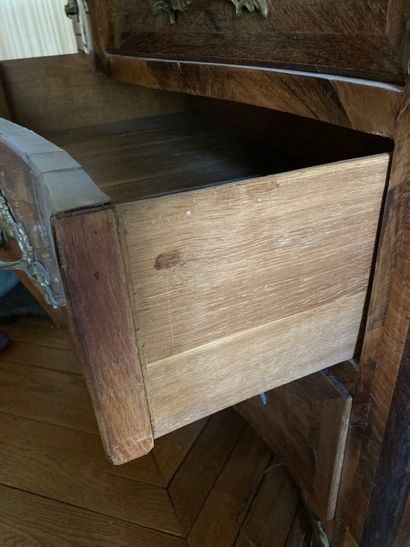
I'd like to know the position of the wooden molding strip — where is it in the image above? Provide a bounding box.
[107,55,402,138]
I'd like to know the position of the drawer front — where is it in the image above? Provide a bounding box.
[117,154,389,437]
[91,0,405,83]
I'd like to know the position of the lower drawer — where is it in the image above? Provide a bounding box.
[236,361,357,522]
[0,104,389,461]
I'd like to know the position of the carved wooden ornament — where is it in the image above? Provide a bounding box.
[151,0,269,23]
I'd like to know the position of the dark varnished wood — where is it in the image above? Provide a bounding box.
[106,56,402,138]
[361,325,410,546]
[236,362,355,523]
[52,208,154,464]
[333,85,410,544]
[90,0,409,83]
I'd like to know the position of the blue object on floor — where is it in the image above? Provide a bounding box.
[0,271,18,299]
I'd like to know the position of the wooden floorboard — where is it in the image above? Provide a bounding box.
[3,339,81,374]
[235,461,300,547]
[0,317,308,545]
[153,417,208,485]
[169,409,246,535]
[0,484,187,547]
[0,359,98,434]
[0,413,181,534]
[187,425,272,547]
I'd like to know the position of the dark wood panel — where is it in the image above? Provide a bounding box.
[107,56,402,138]
[361,325,410,546]
[236,363,355,522]
[53,208,153,464]
[187,97,394,165]
[90,0,407,83]
[333,85,410,544]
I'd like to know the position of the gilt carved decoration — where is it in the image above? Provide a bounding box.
[151,0,269,23]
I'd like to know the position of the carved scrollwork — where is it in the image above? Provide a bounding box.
[151,0,269,23]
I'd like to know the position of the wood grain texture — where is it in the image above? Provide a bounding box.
[90,0,407,83]
[0,53,183,133]
[0,413,181,534]
[1,322,164,487]
[107,56,402,138]
[187,97,393,167]
[119,155,388,365]
[236,365,354,522]
[169,409,245,534]
[53,208,153,464]
[3,339,81,374]
[116,154,388,437]
[145,295,368,438]
[234,464,300,547]
[187,425,272,547]
[0,316,308,546]
[153,417,208,484]
[0,359,98,434]
[0,485,186,547]
[334,85,410,544]
[361,324,410,546]
[50,112,298,204]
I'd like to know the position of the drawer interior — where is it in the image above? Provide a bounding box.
[45,98,392,205]
[46,96,392,438]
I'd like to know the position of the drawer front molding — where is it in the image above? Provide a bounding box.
[151,0,269,23]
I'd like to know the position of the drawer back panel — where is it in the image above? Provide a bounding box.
[117,154,388,437]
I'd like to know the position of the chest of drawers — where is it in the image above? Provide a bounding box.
[1,2,409,543]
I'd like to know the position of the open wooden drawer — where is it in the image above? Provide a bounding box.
[0,104,390,464]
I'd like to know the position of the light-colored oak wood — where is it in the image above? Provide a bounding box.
[119,155,388,364]
[116,155,388,436]
[145,293,366,437]
[0,316,308,545]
